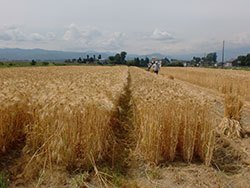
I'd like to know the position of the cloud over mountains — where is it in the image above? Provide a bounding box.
[62,23,126,51]
[0,25,56,42]
[151,28,174,41]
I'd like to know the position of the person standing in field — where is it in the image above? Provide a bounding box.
[148,57,156,72]
[153,61,161,74]
[147,61,153,71]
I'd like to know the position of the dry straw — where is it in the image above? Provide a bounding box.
[218,94,243,138]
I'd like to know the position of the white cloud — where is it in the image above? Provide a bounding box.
[62,23,101,41]
[30,33,46,41]
[46,32,57,41]
[62,24,81,41]
[0,32,12,41]
[0,26,26,41]
[151,28,174,41]
[99,32,126,50]
[0,25,58,43]
[62,23,125,51]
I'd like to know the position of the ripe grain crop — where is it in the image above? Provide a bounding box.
[161,67,247,137]
[130,67,215,165]
[0,66,128,176]
[160,67,250,102]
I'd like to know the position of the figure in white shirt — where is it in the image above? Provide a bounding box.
[152,61,161,74]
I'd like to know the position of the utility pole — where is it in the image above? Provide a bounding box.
[222,40,225,63]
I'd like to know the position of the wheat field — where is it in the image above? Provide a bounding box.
[2,66,249,187]
[160,67,250,102]
[0,66,128,175]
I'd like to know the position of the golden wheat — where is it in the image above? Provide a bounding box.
[0,66,128,173]
[161,67,246,138]
[130,67,215,165]
[161,67,250,102]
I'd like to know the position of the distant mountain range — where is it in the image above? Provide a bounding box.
[0,47,249,62]
[0,48,170,62]
[0,48,114,62]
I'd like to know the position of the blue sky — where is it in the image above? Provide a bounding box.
[0,0,250,59]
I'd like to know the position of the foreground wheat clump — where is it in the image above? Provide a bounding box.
[130,67,215,165]
[0,66,128,172]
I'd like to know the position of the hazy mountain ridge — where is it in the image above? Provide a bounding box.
[0,47,249,61]
[0,48,114,61]
[0,48,171,61]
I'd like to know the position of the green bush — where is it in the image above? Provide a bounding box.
[42,62,49,66]
[54,63,66,66]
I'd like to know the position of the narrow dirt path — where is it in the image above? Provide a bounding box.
[104,68,140,187]
[112,69,134,171]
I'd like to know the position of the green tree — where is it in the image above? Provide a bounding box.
[205,53,217,62]
[127,59,135,66]
[108,51,127,65]
[246,54,250,66]
[89,57,94,63]
[114,53,121,64]
[98,54,102,60]
[238,54,250,66]
[145,57,150,65]
[139,58,146,67]
[31,60,37,66]
[120,51,127,64]
[238,56,246,66]
[108,56,115,64]
[134,57,140,66]
[77,57,82,63]
[192,56,201,63]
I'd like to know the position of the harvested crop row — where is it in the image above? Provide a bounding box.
[0,66,128,173]
[130,67,215,165]
[160,67,250,102]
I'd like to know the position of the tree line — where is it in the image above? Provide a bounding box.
[236,54,250,66]
[192,52,217,64]
[65,54,103,64]
[64,51,180,67]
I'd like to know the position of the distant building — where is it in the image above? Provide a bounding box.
[215,62,224,68]
[224,61,232,68]
[183,61,192,67]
